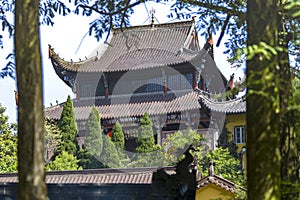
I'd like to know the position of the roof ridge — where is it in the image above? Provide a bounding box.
[112,20,194,33]
[212,174,236,186]
[197,174,237,193]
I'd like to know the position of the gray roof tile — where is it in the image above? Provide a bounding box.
[197,174,236,193]
[0,167,176,185]
[196,89,246,113]
[45,91,201,120]
[49,21,199,73]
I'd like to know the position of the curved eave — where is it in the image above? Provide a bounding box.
[49,46,199,73]
[196,90,246,114]
[45,92,201,120]
[49,46,92,73]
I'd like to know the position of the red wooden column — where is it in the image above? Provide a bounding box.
[161,68,168,94]
[193,70,197,90]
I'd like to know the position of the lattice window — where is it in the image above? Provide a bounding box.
[181,73,193,90]
[234,126,246,144]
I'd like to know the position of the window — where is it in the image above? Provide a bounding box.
[234,126,246,144]
[168,74,180,91]
[145,77,163,93]
[181,73,193,90]
[167,73,193,91]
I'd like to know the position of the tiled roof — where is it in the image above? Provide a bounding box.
[45,91,201,120]
[74,92,181,107]
[197,174,236,193]
[0,167,176,184]
[49,20,200,73]
[196,89,246,113]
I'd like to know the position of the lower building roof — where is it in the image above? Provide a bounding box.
[0,167,176,185]
[197,174,236,193]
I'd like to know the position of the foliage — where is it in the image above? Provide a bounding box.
[0,104,17,173]
[0,133,17,172]
[74,0,141,41]
[246,1,300,198]
[129,129,205,168]
[46,151,82,171]
[290,76,300,153]
[56,95,78,156]
[165,129,205,160]
[283,0,300,69]
[77,107,103,169]
[234,187,247,200]
[85,107,103,160]
[169,0,247,67]
[39,0,71,26]
[200,147,244,186]
[111,121,125,151]
[100,135,120,168]
[44,120,61,164]
[136,112,156,153]
[127,147,171,168]
[1,0,298,78]
[169,0,300,69]
[281,76,300,198]
[111,121,130,167]
[77,148,102,169]
[0,0,71,79]
[0,104,16,134]
[217,123,238,158]
[1,53,15,79]
[2,0,299,198]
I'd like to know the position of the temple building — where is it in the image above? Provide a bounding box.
[45,19,245,151]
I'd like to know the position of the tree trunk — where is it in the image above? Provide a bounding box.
[15,0,47,199]
[246,1,281,199]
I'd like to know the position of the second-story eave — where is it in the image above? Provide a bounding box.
[45,91,201,120]
[195,89,246,114]
[49,46,79,90]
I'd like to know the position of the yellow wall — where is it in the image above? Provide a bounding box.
[226,113,247,176]
[196,184,235,200]
[226,113,246,151]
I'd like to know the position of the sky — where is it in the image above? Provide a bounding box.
[0,2,244,123]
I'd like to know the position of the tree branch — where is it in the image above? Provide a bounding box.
[216,14,231,47]
[120,0,131,28]
[77,0,143,16]
[181,0,246,19]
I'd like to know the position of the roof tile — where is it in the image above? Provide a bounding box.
[45,91,201,120]
[49,21,199,73]
[0,167,177,185]
[196,89,246,113]
[197,174,237,193]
